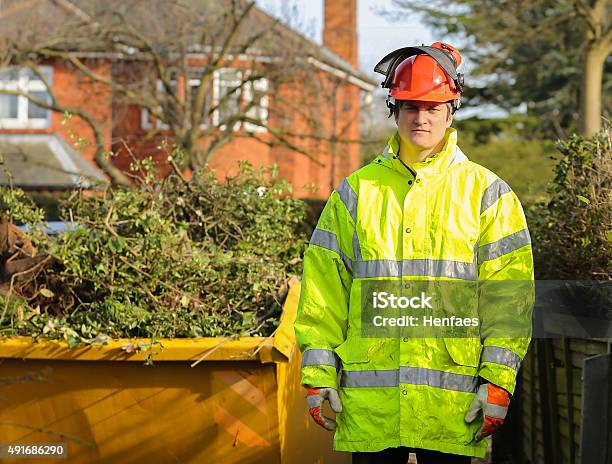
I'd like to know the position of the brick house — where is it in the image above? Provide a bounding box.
[0,0,375,200]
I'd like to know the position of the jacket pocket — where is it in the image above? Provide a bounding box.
[443,337,482,368]
[334,338,370,365]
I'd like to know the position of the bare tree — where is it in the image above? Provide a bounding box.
[0,0,364,185]
[575,0,611,136]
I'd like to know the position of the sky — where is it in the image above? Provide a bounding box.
[255,0,435,78]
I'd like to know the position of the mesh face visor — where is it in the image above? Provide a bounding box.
[374,46,464,93]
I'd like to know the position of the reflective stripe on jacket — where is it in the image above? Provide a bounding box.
[294,128,534,457]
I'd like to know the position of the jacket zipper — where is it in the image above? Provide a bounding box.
[397,156,417,178]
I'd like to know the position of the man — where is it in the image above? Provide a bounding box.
[294,42,534,463]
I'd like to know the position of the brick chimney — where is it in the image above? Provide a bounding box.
[323,0,358,67]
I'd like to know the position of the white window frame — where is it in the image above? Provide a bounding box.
[0,66,53,129]
[141,72,213,131]
[243,75,269,133]
[141,67,269,133]
[141,76,176,131]
[212,68,269,132]
[212,68,243,131]
[187,76,212,129]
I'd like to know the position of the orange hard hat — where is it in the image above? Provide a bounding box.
[391,42,462,102]
[374,42,464,114]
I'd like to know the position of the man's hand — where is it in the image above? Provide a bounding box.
[306,387,342,431]
[465,383,510,442]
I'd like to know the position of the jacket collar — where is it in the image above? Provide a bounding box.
[377,128,467,178]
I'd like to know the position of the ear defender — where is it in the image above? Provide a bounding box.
[375,42,464,115]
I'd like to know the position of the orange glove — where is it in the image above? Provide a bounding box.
[465,383,510,442]
[306,387,342,431]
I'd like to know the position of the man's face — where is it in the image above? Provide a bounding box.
[395,100,452,150]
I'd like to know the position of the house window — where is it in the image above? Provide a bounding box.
[213,68,242,129]
[0,67,52,129]
[141,70,213,130]
[188,75,212,128]
[213,68,268,132]
[141,68,268,132]
[243,77,268,133]
[141,71,177,130]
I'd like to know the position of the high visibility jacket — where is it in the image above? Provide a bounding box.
[294,128,534,457]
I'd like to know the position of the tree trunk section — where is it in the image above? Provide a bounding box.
[579,42,607,138]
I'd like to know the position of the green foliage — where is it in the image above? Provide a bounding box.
[28,192,65,221]
[455,116,558,204]
[454,114,549,144]
[0,160,307,343]
[360,102,397,166]
[0,187,45,226]
[527,126,611,279]
[388,0,611,136]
